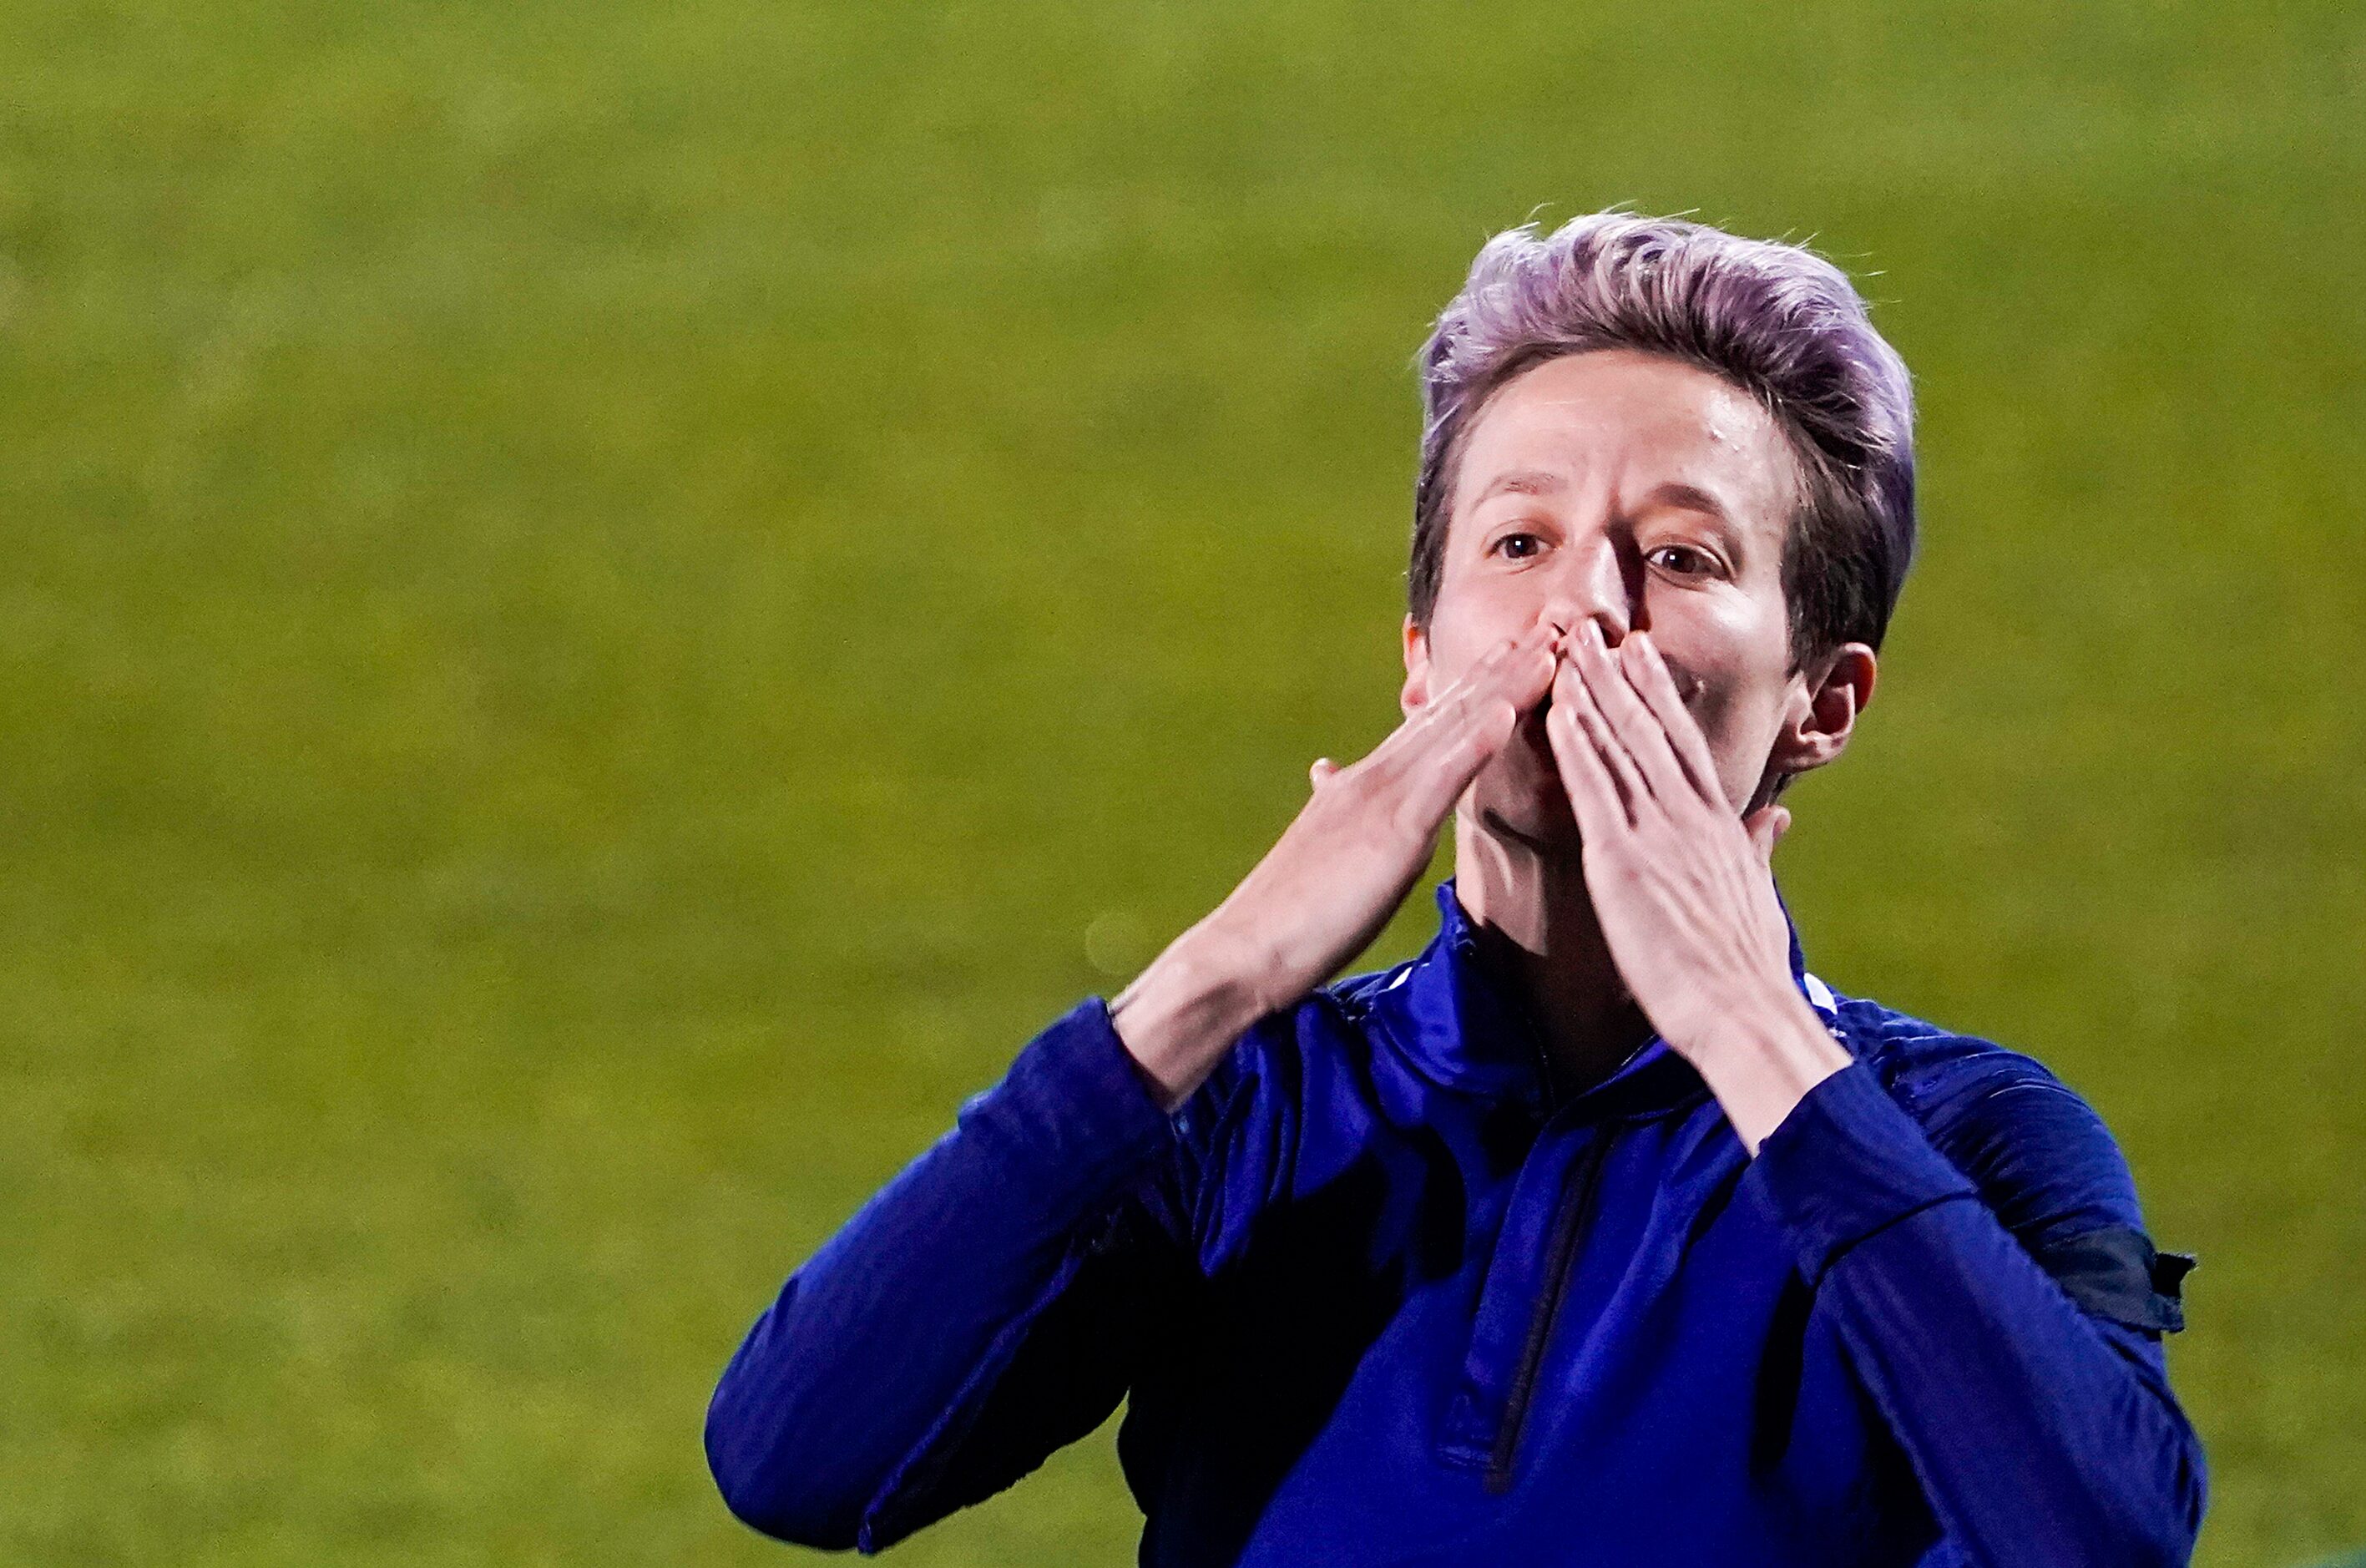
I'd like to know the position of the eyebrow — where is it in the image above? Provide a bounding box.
[1474,472,1737,518]
[1646,478,1741,527]
[1640,481,1747,553]
[1470,468,1566,505]
[1472,473,1749,544]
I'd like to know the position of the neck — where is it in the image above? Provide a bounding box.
[1451,809,1655,1099]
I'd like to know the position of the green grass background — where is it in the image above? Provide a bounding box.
[3,0,2361,1562]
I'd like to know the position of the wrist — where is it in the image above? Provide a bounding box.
[1109,923,1274,1112]
[1680,983,1853,1156]
[1680,976,1831,1063]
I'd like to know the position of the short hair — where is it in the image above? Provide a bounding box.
[1410,212,1918,667]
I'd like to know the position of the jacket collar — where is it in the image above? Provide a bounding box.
[1360,878,1840,1117]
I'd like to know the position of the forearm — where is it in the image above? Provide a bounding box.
[1752,1067,2206,1566]
[1113,623,1565,1112]
[705,1000,1173,1547]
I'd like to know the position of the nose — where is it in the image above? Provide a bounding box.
[1537,533,1635,647]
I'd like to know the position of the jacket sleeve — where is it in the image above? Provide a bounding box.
[1749,1055,2207,1568]
[703,998,1191,1553]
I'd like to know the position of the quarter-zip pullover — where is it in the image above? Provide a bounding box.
[705,882,2204,1565]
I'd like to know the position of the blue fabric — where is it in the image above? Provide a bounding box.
[706,881,2206,1565]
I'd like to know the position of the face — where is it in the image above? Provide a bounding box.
[1403,347,1871,848]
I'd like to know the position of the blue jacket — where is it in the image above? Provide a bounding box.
[706,882,2205,1565]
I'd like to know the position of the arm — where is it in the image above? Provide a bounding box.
[1544,626,2202,1564]
[705,623,1564,1547]
[1749,1060,2204,1567]
[703,1000,1177,1551]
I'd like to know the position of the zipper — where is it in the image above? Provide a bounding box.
[1484,1133,1610,1495]
[1457,926,1570,1113]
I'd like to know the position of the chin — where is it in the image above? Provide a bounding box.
[1463,726,1577,849]
[1468,777,1580,857]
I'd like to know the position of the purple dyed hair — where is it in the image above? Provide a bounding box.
[1411,212,1918,667]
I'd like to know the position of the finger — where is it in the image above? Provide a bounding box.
[1309,757,1339,792]
[1383,620,1560,832]
[1354,618,1560,825]
[1744,803,1792,866]
[1394,695,1519,837]
[1552,655,1647,823]
[1383,620,1555,780]
[1582,629,1697,806]
[1569,622,1693,807]
[1620,632,1724,803]
[1546,679,1634,837]
[1489,616,1563,712]
[1428,620,1556,732]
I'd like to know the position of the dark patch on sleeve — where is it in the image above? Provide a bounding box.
[2036,1222,2196,1334]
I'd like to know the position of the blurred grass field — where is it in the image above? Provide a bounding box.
[3,0,2362,1562]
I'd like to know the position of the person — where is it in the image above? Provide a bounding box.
[702,211,2206,1565]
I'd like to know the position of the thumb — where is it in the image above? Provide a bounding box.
[1308,757,1340,792]
[1743,803,1792,866]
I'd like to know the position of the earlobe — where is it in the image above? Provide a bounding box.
[1401,615,1431,716]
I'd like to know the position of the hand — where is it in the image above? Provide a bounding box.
[1113,618,1561,1110]
[1545,622,1848,1151]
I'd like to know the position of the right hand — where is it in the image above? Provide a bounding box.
[1112,618,1562,1109]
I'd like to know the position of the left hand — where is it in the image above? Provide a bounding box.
[1544,620,1849,1146]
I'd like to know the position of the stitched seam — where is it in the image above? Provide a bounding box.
[857,1231,1097,1550]
[1813,1190,1980,1287]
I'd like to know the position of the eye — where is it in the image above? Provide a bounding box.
[1646,544,1720,579]
[1491,532,1546,561]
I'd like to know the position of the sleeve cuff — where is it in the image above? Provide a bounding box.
[1750,1060,1980,1285]
[950,997,1178,1211]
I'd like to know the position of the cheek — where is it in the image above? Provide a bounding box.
[1428,561,1570,684]
[1422,601,1512,695]
[1660,645,1787,805]
[1671,658,1745,739]
[1680,694,1749,810]
[1649,590,1789,736]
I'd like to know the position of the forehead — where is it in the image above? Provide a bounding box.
[1450,349,1797,539]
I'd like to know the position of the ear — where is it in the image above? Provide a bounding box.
[1401,615,1432,716]
[1770,642,1877,778]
